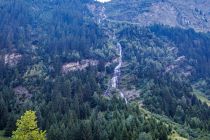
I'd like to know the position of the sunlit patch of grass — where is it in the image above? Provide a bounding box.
[192,88,210,106]
[169,130,188,140]
[137,104,187,139]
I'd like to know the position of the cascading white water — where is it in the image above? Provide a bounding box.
[96,3,128,104]
[96,0,112,3]
[111,43,128,104]
[111,43,122,89]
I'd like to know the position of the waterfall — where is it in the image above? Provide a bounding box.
[97,4,128,104]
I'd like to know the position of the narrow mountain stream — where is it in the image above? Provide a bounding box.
[96,2,128,103]
[111,43,128,104]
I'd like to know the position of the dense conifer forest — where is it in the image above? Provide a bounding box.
[0,0,210,140]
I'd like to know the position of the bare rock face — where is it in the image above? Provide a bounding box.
[14,86,32,103]
[123,89,140,101]
[136,2,178,27]
[4,53,22,67]
[62,59,99,74]
[100,0,210,32]
[162,45,193,78]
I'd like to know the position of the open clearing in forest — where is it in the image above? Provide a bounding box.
[192,88,210,106]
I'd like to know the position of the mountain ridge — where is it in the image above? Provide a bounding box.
[97,0,210,32]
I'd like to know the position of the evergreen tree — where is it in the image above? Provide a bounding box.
[0,94,8,129]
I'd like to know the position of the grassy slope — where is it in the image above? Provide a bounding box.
[136,103,210,140]
[169,133,188,140]
[192,88,210,107]
[169,131,188,140]
[136,104,189,140]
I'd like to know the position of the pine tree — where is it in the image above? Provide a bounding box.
[0,94,8,129]
[12,110,46,140]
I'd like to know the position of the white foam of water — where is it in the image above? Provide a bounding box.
[96,0,111,3]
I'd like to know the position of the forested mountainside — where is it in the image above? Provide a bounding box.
[0,0,210,140]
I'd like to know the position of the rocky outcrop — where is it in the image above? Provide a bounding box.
[14,86,32,103]
[4,53,22,67]
[123,89,140,101]
[62,59,99,74]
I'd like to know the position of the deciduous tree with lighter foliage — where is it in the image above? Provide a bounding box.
[12,110,46,140]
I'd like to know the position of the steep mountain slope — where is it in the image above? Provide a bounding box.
[103,0,210,32]
[0,0,210,140]
[90,0,210,139]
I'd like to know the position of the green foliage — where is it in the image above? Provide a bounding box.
[118,25,210,133]
[12,110,46,140]
[0,0,210,140]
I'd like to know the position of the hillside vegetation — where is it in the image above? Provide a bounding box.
[0,0,210,140]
